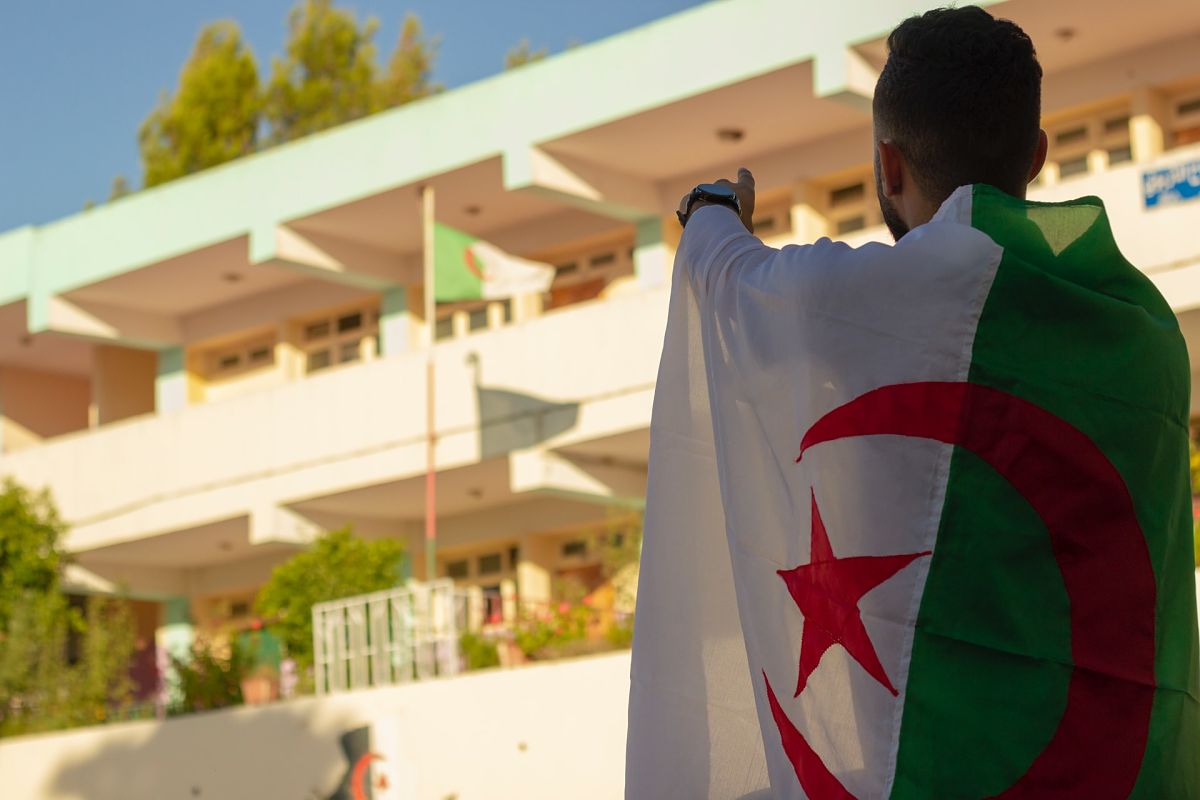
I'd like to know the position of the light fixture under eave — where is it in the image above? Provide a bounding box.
[716,127,745,143]
[464,205,482,216]
[219,540,234,552]
[18,334,32,347]
[222,272,243,283]
[468,487,484,500]
[1054,26,1076,42]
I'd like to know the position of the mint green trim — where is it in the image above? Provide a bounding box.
[1,0,1000,324]
[157,596,194,706]
[155,346,186,413]
[634,217,668,288]
[379,286,409,356]
[156,346,184,378]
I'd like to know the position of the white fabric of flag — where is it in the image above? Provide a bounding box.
[626,192,1003,799]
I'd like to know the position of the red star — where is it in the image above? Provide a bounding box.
[777,491,929,698]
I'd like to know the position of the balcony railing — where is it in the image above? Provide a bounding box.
[312,579,466,695]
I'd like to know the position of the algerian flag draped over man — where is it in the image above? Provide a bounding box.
[626,186,1200,798]
[433,222,555,302]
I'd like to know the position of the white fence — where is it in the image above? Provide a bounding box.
[312,579,469,695]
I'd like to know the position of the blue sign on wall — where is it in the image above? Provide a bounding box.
[1143,159,1200,209]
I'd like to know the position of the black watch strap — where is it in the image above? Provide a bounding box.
[677,184,741,228]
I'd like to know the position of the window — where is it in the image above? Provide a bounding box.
[299,304,378,375]
[446,559,469,579]
[1058,156,1089,179]
[540,234,636,312]
[562,539,588,558]
[1171,90,1200,149]
[589,251,617,269]
[753,215,777,234]
[829,183,865,207]
[1043,106,1131,182]
[478,553,503,575]
[836,215,867,235]
[508,545,520,570]
[822,175,883,237]
[207,334,277,380]
[750,197,793,240]
[435,316,454,340]
[468,307,489,331]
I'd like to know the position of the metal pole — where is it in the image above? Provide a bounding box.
[422,184,438,584]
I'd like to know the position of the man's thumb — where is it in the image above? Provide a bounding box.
[737,167,755,188]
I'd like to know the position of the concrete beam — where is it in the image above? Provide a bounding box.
[503,146,662,221]
[64,561,188,600]
[814,46,878,113]
[31,295,181,349]
[510,448,646,509]
[250,503,324,546]
[249,224,418,290]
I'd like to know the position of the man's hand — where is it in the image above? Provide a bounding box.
[677,167,756,233]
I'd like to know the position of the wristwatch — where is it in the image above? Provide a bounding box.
[677,182,741,228]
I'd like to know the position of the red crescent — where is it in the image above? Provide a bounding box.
[464,246,487,281]
[350,752,383,800]
[796,381,1155,797]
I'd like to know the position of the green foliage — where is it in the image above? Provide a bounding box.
[504,38,548,69]
[255,527,404,668]
[264,0,380,144]
[168,639,248,715]
[376,13,441,109]
[108,175,132,201]
[139,20,261,187]
[0,479,136,735]
[458,632,500,671]
[605,618,634,649]
[0,480,64,634]
[513,602,589,660]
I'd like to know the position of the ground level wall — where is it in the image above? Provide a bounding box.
[0,651,631,800]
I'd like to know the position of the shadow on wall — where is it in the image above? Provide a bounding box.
[466,351,580,459]
[42,701,378,800]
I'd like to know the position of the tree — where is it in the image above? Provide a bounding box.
[0,480,134,735]
[138,20,261,188]
[504,39,549,69]
[255,527,404,668]
[264,0,381,144]
[376,13,441,109]
[108,175,131,201]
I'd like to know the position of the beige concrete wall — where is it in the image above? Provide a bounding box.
[0,366,89,452]
[91,345,155,426]
[2,288,666,554]
[0,652,631,800]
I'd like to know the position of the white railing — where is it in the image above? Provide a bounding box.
[311,579,469,695]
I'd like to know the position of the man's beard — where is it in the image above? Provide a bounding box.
[875,169,910,242]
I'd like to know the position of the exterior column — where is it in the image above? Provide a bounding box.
[791,183,830,244]
[516,533,556,612]
[1131,87,1169,164]
[633,216,669,288]
[379,286,410,356]
[155,346,187,413]
[154,597,193,711]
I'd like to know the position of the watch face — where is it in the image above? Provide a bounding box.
[696,182,738,199]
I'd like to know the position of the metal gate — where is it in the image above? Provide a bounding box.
[312,579,466,695]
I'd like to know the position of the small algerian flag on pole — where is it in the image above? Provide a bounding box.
[433,222,555,302]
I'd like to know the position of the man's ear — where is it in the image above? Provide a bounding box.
[877,140,904,197]
[1028,129,1049,184]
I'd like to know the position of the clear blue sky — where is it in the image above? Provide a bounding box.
[0,0,708,233]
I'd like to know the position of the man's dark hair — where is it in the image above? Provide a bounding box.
[874,6,1043,201]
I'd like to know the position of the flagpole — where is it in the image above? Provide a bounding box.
[422,184,438,585]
